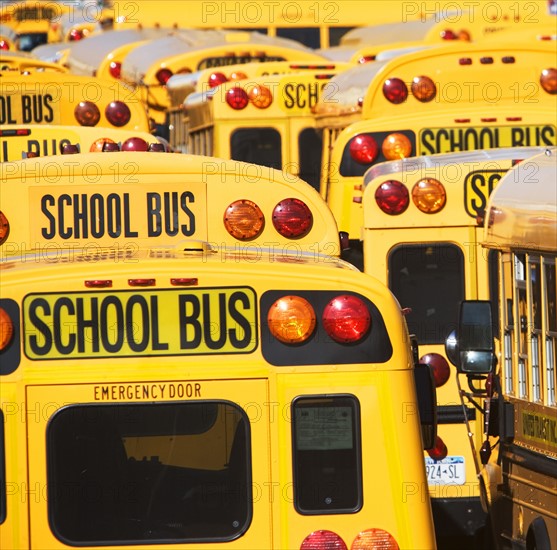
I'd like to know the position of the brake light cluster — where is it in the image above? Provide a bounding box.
[224,197,312,241]
[268,294,370,345]
[349,132,413,166]
[225,84,274,110]
[374,177,446,215]
[74,100,131,127]
[439,29,470,41]
[208,70,248,88]
[300,528,399,550]
[68,28,87,41]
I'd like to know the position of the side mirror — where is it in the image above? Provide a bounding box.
[451,301,495,374]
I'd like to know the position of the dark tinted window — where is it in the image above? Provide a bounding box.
[276,27,320,49]
[48,402,251,544]
[389,244,465,344]
[17,33,48,51]
[298,127,322,191]
[231,128,281,170]
[292,395,362,514]
[488,249,500,334]
[0,410,5,524]
[328,26,355,46]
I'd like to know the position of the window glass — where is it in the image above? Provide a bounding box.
[292,395,362,514]
[48,402,251,544]
[231,128,281,170]
[389,244,465,344]
[488,249,500,334]
[298,127,323,192]
[328,27,355,47]
[276,27,320,49]
[546,261,557,333]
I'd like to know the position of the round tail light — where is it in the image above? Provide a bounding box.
[383,78,408,104]
[412,178,446,213]
[272,198,313,238]
[420,353,451,387]
[69,28,85,41]
[208,71,228,88]
[121,137,149,151]
[440,29,457,40]
[105,101,131,127]
[248,84,272,108]
[540,68,556,94]
[349,134,378,164]
[74,101,100,126]
[0,210,10,245]
[323,295,371,344]
[90,138,118,152]
[61,144,79,154]
[427,435,448,460]
[0,307,14,351]
[229,71,248,81]
[225,87,249,110]
[300,530,347,550]
[224,200,264,240]
[0,40,9,50]
[381,133,412,160]
[375,180,409,215]
[411,76,436,102]
[109,61,122,79]
[148,142,166,152]
[352,529,399,550]
[267,296,316,344]
[155,67,173,85]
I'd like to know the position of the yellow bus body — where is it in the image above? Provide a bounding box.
[0,152,341,259]
[122,38,328,126]
[0,72,151,132]
[449,149,557,548]
[0,124,165,162]
[183,67,349,191]
[0,50,67,73]
[320,42,557,240]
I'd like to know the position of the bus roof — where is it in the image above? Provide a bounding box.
[484,149,557,252]
[0,152,341,257]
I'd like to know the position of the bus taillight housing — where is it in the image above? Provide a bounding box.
[247,84,272,109]
[300,530,347,550]
[74,101,100,126]
[208,71,228,88]
[109,61,122,79]
[226,87,249,110]
[121,137,149,151]
[421,353,451,387]
[352,529,399,550]
[375,180,409,215]
[540,68,556,94]
[412,178,446,213]
[0,307,14,350]
[0,211,10,245]
[272,199,313,238]
[156,68,173,85]
[383,78,408,104]
[382,133,412,160]
[427,435,448,460]
[322,295,371,344]
[268,296,316,344]
[105,101,131,127]
[0,40,9,50]
[411,76,436,102]
[349,134,378,164]
[224,200,264,240]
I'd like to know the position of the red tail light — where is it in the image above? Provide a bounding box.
[358,55,375,63]
[105,101,131,127]
[440,29,457,40]
[156,68,173,85]
[225,87,249,109]
[208,71,228,88]
[0,40,9,50]
[322,295,371,344]
[375,180,409,215]
[61,144,79,154]
[420,353,450,387]
[0,307,14,351]
[349,134,378,164]
[427,435,448,460]
[300,530,347,550]
[272,199,313,238]
[0,210,10,245]
[383,78,408,104]
[109,61,122,79]
[540,68,556,94]
[121,137,149,151]
[69,28,85,41]
[74,101,100,126]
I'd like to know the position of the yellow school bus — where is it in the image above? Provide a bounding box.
[0,123,168,162]
[167,60,351,154]
[318,42,557,251]
[0,72,151,133]
[0,50,67,73]
[446,148,557,549]
[120,33,329,133]
[182,65,351,191]
[0,152,437,548]
[361,146,555,543]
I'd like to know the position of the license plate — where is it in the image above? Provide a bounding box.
[425,456,465,485]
